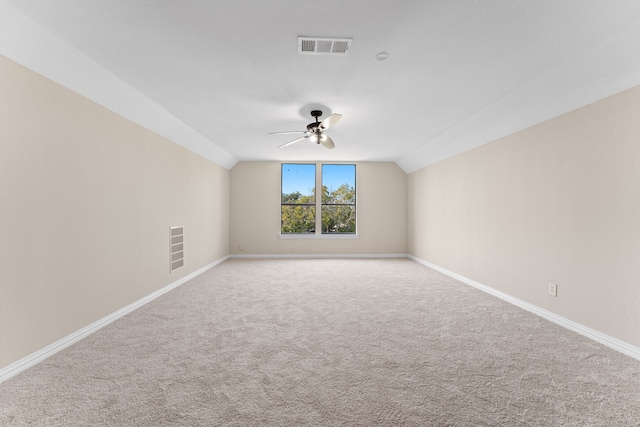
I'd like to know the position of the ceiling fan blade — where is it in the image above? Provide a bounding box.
[319,113,342,130]
[321,135,335,149]
[269,130,306,135]
[279,135,309,148]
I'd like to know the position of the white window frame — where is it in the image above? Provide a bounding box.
[280,162,358,239]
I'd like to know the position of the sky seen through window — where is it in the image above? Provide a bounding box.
[282,164,355,195]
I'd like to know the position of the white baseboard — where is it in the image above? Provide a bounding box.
[5,254,636,384]
[0,256,229,384]
[408,255,640,362]
[230,253,410,259]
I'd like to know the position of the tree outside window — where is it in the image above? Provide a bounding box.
[321,164,356,234]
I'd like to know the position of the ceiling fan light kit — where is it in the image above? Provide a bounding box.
[270,110,341,149]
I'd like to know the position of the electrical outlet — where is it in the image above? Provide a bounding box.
[239,245,244,251]
[548,283,558,297]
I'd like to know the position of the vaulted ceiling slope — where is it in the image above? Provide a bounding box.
[2,1,640,173]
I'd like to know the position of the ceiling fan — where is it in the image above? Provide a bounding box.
[270,110,342,149]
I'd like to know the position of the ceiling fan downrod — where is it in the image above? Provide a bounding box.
[310,110,323,122]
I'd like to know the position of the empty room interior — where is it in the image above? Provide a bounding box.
[2,1,640,425]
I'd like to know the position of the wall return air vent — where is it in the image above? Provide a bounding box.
[170,226,184,272]
[298,37,352,55]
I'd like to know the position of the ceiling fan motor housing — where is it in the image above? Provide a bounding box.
[307,110,323,132]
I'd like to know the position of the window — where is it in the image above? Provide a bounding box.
[281,163,356,235]
[321,164,356,234]
[281,164,316,233]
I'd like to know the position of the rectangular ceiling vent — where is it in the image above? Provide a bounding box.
[298,37,352,55]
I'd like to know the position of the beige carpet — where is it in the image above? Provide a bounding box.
[1,258,639,426]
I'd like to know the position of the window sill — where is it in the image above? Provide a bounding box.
[279,233,359,240]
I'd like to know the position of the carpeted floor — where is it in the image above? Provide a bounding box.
[1,258,639,426]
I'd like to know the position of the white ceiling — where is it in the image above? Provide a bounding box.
[2,0,640,172]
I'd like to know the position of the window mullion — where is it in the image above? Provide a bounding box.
[315,162,322,235]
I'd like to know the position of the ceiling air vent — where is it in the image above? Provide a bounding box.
[298,37,352,55]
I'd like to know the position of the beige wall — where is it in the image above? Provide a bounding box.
[5,42,638,371]
[0,55,230,369]
[408,85,640,348]
[230,161,407,255]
